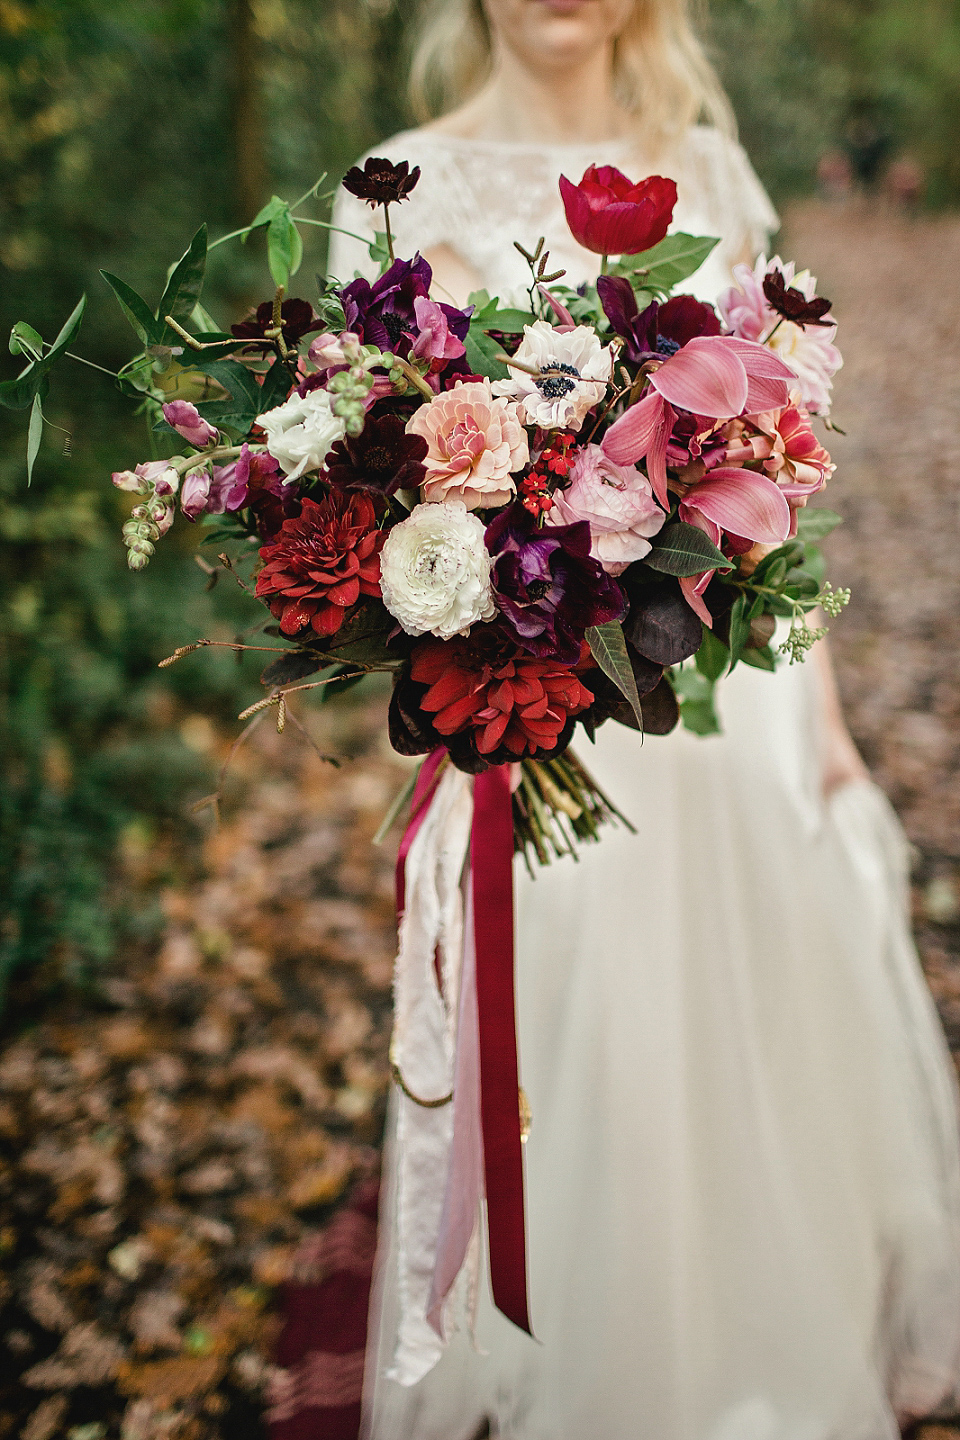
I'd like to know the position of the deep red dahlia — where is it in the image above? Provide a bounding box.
[410,633,594,759]
[255,492,384,638]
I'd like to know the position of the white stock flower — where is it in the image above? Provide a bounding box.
[379,501,496,640]
[256,387,346,481]
[492,320,612,431]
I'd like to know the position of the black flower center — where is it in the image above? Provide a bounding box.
[536,361,579,400]
[380,310,409,348]
[656,336,681,356]
[365,445,393,475]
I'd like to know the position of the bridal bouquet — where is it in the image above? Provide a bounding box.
[4,160,848,1361]
[4,156,845,871]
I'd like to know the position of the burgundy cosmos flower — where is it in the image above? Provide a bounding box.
[762,266,834,328]
[231,298,323,351]
[326,412,428,495]
[485,505,626,665]
[255,492,384,637]
[405,631,594,763]
[559,166,677,257]
[342,156,421,207]
[597,276,721,363]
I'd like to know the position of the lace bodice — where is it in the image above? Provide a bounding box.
[328,126,778,306]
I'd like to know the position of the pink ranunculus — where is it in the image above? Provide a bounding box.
[162,400,218,448]
[559,166,677,257]
[406,379,529,510]
[411,296,466,365]
[545,443,665,575]
[718,255,842,416]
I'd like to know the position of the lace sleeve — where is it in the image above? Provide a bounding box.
[683,127,780,263]
[327,131,478,284]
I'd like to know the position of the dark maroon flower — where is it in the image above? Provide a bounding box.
[245,456,298,540]
[231,298,324,351]
[326,413,427,495]
[559,166,677,257]
[255,492,384,637]
[762,267,833,327]
[597,277,721,364]
[339,254,432,353]
[342,157,421,207]
[389,628,594,770]
[485,505,626,665]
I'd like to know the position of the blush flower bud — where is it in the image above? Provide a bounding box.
[162,400,218,449]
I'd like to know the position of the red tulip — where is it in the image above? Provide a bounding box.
[559,166,678,258]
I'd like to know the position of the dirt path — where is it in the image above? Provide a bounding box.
[3,200,960,1438]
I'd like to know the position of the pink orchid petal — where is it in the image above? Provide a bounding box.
[679,571,714,626]
[744,374,791,413]
[651,336,748,419]
[715,335,796,380]
[681,466,791,544]
[602,389,664,462]
[601,391,673,506]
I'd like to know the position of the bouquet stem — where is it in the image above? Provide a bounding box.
[513,747,636,876]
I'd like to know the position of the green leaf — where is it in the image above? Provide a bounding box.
[0,294,86,411]
[669,666,721,736]
[646,521,731,577]
[100,271,161,346]
[481,308,537,334]
[190,359,264,419]
[368,231,391,273]
[246,195,287,234]
[802,545,827,587]
[740,644,777,671]
[25,393,43,486]
[585,621,644,728]
[694,622,729,682]
[9,321,43,358]
[267,208,296,289]
[764,556,788,589]
[727,593,751,670]
[157,225,208,333]
[616,233,720,291]
[464,327,507,380]
[258,356,294,412]
[794,506,842,542]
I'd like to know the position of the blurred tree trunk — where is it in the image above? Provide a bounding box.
[228,0,268,223]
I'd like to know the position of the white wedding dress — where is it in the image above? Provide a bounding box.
[330,128,960,1440]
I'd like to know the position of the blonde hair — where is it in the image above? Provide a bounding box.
[408,0,736,151]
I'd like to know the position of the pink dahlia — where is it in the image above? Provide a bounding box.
[718,255,842,416]
[406,379,528,509]
[545,443,665,575]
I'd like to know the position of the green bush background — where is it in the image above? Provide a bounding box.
[1,0,957,1003]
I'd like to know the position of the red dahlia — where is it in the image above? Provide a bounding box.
[410,633,594,759]
[255,492,384,638]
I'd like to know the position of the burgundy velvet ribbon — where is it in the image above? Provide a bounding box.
[471,764,532,1335]
[393,751,531,1337]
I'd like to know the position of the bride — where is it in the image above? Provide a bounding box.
[329,2,960,1436]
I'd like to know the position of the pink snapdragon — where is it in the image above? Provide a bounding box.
[718,255,842,415]
[162,400,218,449]
[180,442,271,520]
[411,297,466,365]
[545,444,665,575]
[112,459,180,497]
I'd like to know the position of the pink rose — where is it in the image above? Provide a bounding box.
[545,443,665,575]
[406,379,528,510]
[162,400,218,448]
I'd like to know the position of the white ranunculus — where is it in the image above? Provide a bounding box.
[256,388,346,481]
[380,501,496,640]
[492,320,613,431]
